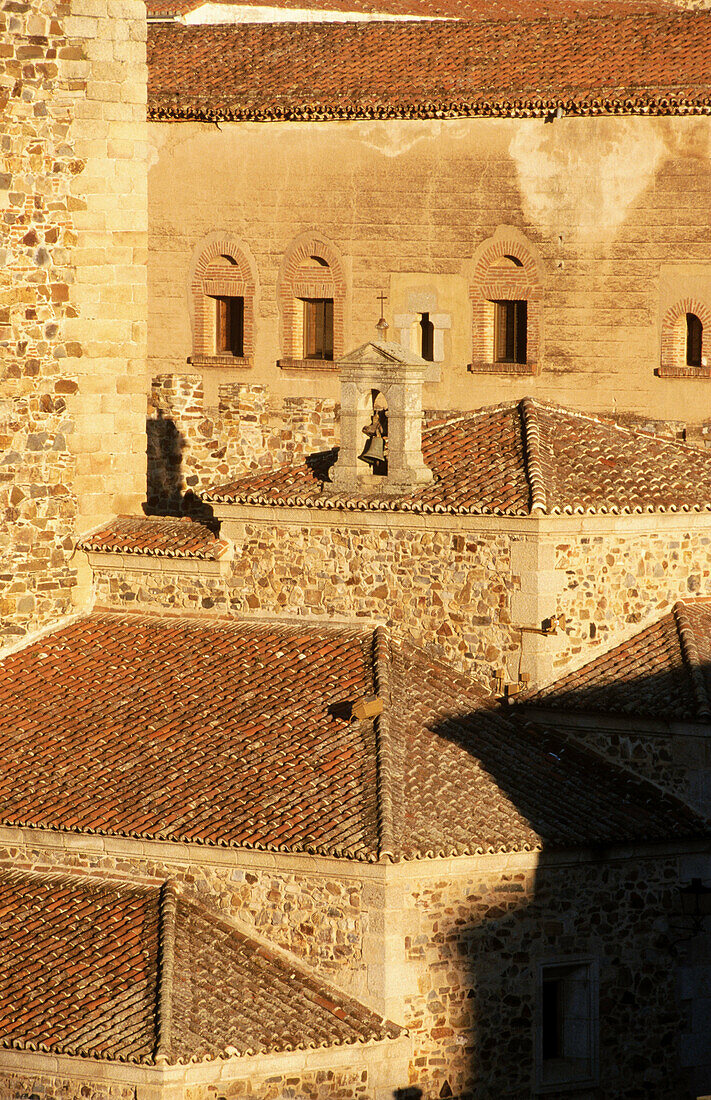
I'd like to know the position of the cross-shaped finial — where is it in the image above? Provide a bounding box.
[376,290,389,340]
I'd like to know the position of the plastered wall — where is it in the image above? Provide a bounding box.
[148,114,711,431]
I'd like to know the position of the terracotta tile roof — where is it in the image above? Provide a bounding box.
[147,0,673,21]
[79,516,230,560]
[0,870,398,1064]
[381,632,705,856]
[0,870,160,1062]
[205,398,711,516]
[523,598,711,721]
[0,612,702,858]
[147,12,711,122]
[0,613,380,858]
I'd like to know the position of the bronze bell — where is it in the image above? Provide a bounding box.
[359,433,386,466]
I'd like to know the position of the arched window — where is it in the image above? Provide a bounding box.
[468,239,542,375]
[190,237,256,367]
[659,298,710,378]
[277,236,347,371]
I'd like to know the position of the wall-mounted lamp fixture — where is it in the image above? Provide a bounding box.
[515,614,566,637]
[678,878,711,936]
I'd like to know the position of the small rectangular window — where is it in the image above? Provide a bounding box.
[420,312,434,362]
[303,298,334,360]
[494,300,527,364]
[537,960,598,1092]
[215,296,244,357]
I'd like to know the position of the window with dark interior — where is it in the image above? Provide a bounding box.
[303,298,334,360]
[687,312,703,367]
[215,295,244,357]
[420,312,434,361]
[494,299,527,364]
[538,961,597,1090]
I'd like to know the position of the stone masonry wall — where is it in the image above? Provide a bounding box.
[91,516,711,693]
[551,527,711,675]
[534,718,711,824]
[0,0,147,650]
[400,856,690,1099]
[2,835,701,1098]
[1,1062,383,1100]
[0,0,83,645]
[0,1073,133,1100]
[185,1068,373,1100]
[147,375,339,514]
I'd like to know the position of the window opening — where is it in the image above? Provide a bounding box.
[420,313,434,361]
[494,300,527,364]
[687,312,703,367]
[538,961,597,1090]
[303,298,334,360]
[541,978,562,1060]
[359,389,388,475]
[215,295,244,357]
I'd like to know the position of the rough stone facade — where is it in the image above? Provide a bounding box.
[399,855,696,1099]
[0,838,375,1001]
[91,522,520,689]
[552,525,711,675]
[0,1074,134,1100]
[0,0,83,645]
[0,1062,389,1100]
[183,1069,373,1100]
[89,514,711,694]
[0,0,147,650]
[528,715,711,822]
[147,376,339,514]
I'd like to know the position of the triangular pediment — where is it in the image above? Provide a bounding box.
[336,339,428,368]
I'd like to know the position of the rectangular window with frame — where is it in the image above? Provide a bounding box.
[536,959,598,1092]
[303,298,334,360]
[215,295,244,357]
[495,299,527,364]
[419,312,434,362]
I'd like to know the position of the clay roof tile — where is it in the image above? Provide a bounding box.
[205,399,711,516]
[0,611,702,858]
[147,10,711,122]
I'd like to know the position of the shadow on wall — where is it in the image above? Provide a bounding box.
[391,696,711,1100]
[145,411,215,525]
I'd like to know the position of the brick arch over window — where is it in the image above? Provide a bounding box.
[277,235,347,371]
[468,235,543,376]
[190,236,257,366]
[658,297,711,378]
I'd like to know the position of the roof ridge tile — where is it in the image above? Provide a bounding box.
[154,880,178,1065]
[520,397,548,514]
[372,625,396,860]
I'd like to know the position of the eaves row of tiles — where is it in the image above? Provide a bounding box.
[146,12,711,122]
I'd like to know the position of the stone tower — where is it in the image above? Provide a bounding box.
[0,0,148,650]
